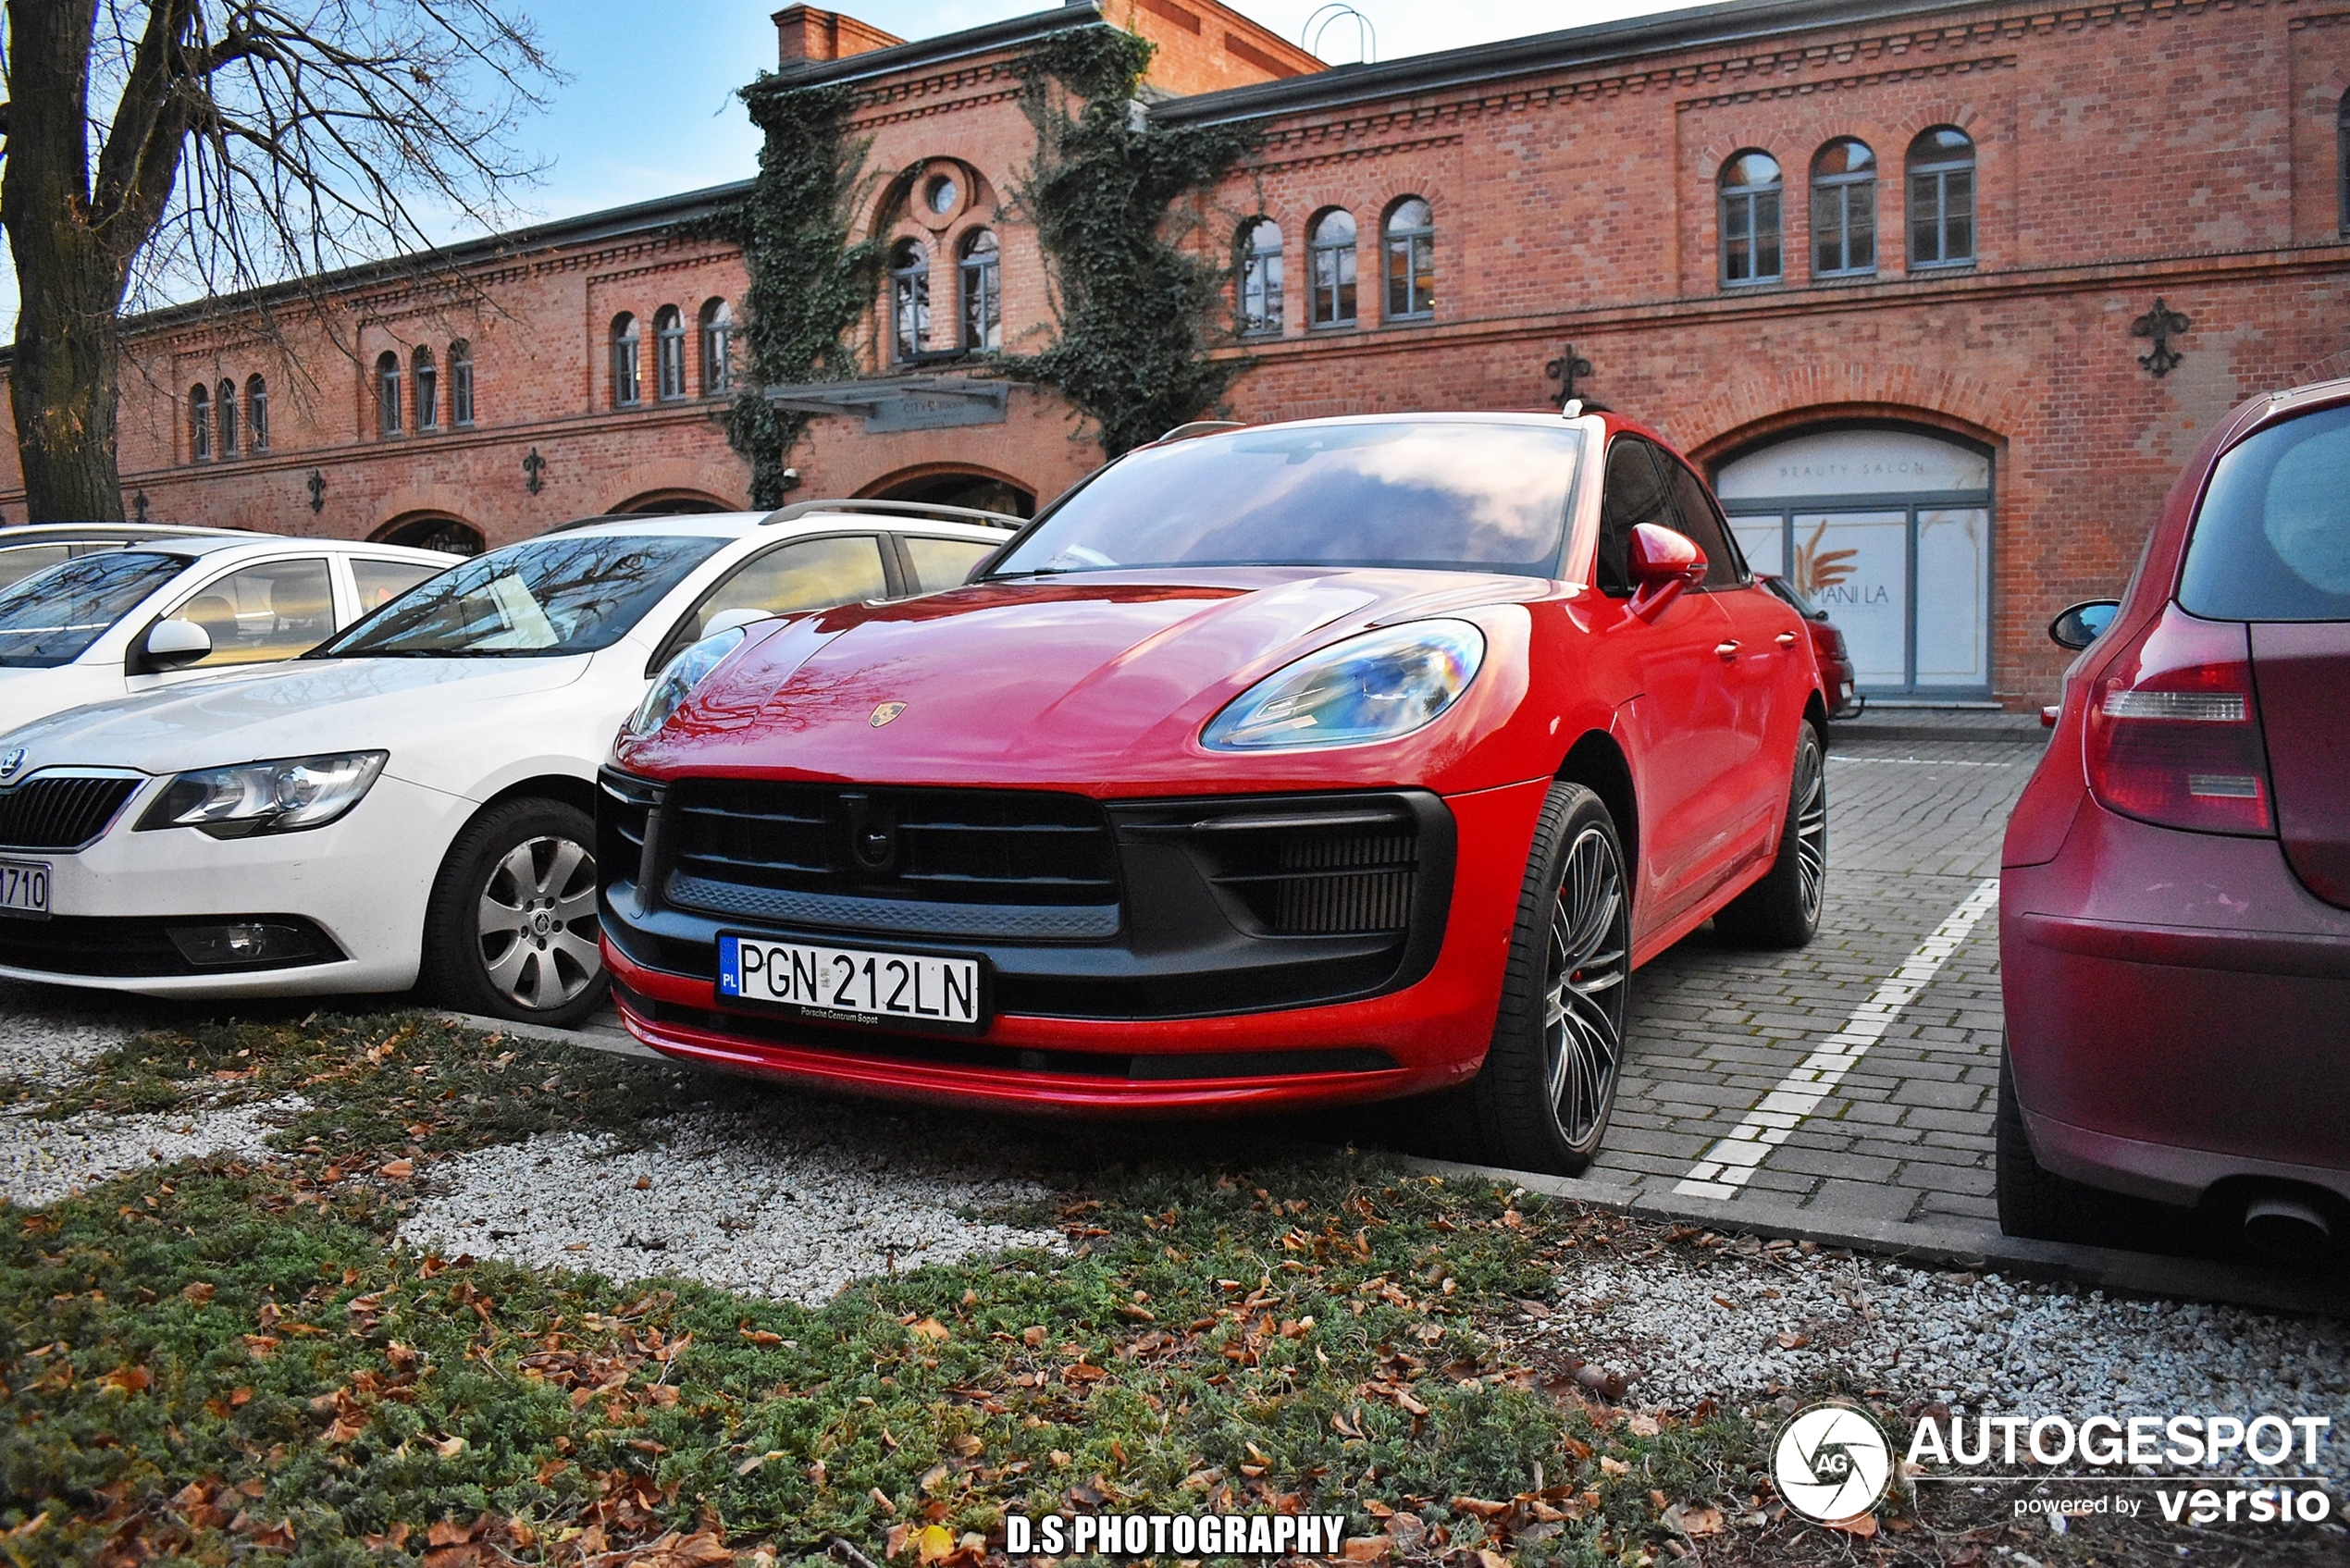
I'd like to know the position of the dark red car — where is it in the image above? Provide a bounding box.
[1757,574,1864,722]
[1999,379,2350,1257]
[599,413,1828,1174]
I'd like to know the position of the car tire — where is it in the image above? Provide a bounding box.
[1994,1046,2103,1242]
[422,796,608,1029]
[1712,721,1826,949]
[1466,781,1633,1176]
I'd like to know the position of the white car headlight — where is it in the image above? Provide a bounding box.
[1201,620,1486,752]
[629,624,747,737]
[136,751,388,838]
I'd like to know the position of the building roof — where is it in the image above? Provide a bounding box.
[1151,0,1983,124]
[771,1,1113,89]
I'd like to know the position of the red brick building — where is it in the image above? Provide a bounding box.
[4,0,2345,706]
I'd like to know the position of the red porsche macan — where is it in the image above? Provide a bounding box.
[598,413,1830,1173]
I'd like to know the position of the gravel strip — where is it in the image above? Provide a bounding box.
[1541,1238,2350,1479]
[0,982,161,1092]
[0,1096,308,1209]
[398,1102,1065,1304]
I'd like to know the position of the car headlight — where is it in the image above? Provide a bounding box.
[629,624,747,737]
[1201,620,1486,752]
[136,751,388,838]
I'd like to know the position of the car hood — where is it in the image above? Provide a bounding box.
[619,567,1542,790]
[0,657,593,778]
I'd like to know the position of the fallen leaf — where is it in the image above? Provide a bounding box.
[908,1317,950,1342]
[1474,1550,1510,1568]
[1599,1456,1629,1476]
[740,1327,784,1345]
[1342,1538,1391,1562]
[916,1524,956,1564]
[1626,1412,1662,1438]
[633,1176,652,1191]
[380,1159,414,1180]
[1823,1512,1879,1538]
[1776,1331,1811,1351]
[436,1436,466,1458]
[182,1281,216,1303]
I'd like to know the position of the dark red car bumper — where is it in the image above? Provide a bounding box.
[2001,799,2350,1206]
[605,778,1551,1117]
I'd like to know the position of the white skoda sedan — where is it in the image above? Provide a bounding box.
[0,505,1014,1025]
[0,533,460,735]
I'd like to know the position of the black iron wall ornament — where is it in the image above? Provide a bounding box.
[2131,297,2191,378]
[1545,343,1594,407]
[132,490,149,523]
[523,448,548,496]
[305,470,326,513]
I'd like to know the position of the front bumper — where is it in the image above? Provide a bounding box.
[601,776,1552,1114]
[2002,797,2350,1205]
[0,772,457,998]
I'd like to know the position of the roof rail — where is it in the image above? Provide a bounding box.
[1150,420,1247,446]
[537,513,644,536]
[760,498,1023,529]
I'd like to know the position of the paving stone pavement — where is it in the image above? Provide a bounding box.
[1584,735,2041,1226]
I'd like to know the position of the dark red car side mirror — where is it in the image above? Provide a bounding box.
[1626,523,1705,621]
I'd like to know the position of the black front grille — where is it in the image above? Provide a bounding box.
[0,773,142,850]
[1177,805,1421,936]
[662,781,1119,917]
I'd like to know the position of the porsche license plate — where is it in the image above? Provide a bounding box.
[0,858,50,920]
[717,933,985,1034]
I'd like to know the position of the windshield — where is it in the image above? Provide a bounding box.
[0,550,187,668]
[323,535,724,658]
[991,421,1585,578]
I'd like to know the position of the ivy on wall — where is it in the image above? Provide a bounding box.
[1004,29,1257,458]
[724,78,882,507]
[723,25,1254,496]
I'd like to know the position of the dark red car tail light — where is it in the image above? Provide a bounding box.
[2084,604,2275,836]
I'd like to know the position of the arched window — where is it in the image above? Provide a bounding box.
[1718,151,1783,287]
[449,341,474,426]
[890,240,931,360]
[959,230,1001,350]
[1382,197,1434,321]
[246,376,268,452]
[698,302,732,395]
[216,377,238,457]
[1811,139,1876,278]
[611,314,640,407]
[654,305,686,400]
[376,351,402,435]
[1906,128,1975,268]
[414,345,438,430]
[189,384,212,461]
[1237,217,1282,337]
[1309,208,1357,328]
[2341,93,2350,235]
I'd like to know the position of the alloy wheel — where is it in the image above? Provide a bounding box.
[1793,739,1828,925]
[1543,823,1630,1148]
[476,834,600,1012]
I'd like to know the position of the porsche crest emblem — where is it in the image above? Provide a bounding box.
[869,701,908,728]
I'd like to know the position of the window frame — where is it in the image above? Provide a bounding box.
[1236,217,1283,338]
[190,385,212,462]
[414,346,439,430]
[1810,138,1878,280]
[1718,151,1785,288]
[246,376,269,452]
[649,530,905,671]
[1905,128,1976,270]
[612,314,641,408]
[163,554,338,670]
[376,352,402,436]
[654,305,686,401]
[959,230,1001,351]
[216,377,238,457]
[890,240,932,361]
[1381,197,1435,322]
[698,302,732,395]
[1308,207,1358,330]
[449,342,475,426]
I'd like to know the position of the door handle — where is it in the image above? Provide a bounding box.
[1714,640,1740,660]
[1775,631,1799,647]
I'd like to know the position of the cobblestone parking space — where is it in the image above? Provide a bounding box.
[1587,735,2042,1232]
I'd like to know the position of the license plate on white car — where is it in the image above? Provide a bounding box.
[716,932,986,1035]
[0,858,49,920]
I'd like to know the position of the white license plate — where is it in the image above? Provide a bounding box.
[716,932,985,1034]
[0,858,49,920]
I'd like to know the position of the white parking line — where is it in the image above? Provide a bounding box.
[1827,755,2020,768]
[1673,876,2002,1200]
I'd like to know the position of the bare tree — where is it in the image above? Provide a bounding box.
[1,1,555,520]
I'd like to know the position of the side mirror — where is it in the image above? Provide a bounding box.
[2048,599,2120,652]
[142,617,213,671]
[1626,523,1705,621]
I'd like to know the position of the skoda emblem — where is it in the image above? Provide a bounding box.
[870,701,908,728]
[0,748,25,782]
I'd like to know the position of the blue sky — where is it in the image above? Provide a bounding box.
[0,1,1689,325]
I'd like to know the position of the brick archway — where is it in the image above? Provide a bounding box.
[1680,363,2023,464]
